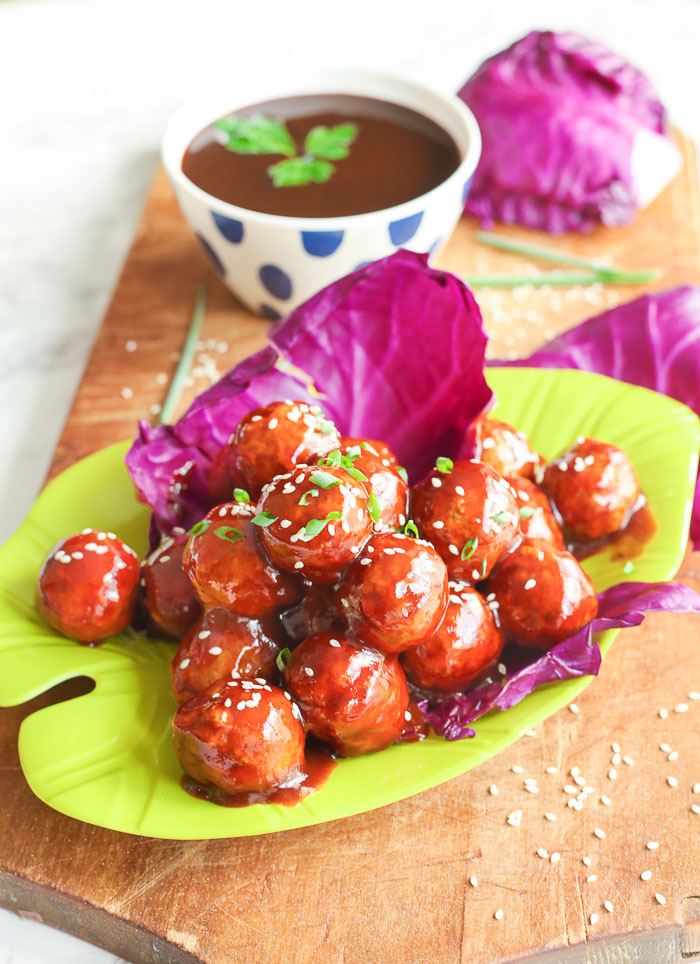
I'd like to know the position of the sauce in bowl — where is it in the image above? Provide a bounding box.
[182,94,461,218]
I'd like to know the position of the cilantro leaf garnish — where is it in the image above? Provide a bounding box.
[214,526,243,543]
[461,537,478,560]
[214,115,295,157]
[276,647,291,672]
[304,123,358,160]
[268,157,334,187]
[251,511,278,527]
[436,457,454,474]
[367,492,381,524]
[233,488,250,503]
[396,466,408,484]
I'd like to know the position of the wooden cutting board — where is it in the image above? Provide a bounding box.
[2,132,700,964]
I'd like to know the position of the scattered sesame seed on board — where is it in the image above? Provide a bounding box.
[593,828,606,839]
[550,852,560,864]
[511,764,524,774]
[494,908,504,921]
[589,913,599,926]
[604,900,613,913]
[470,876,478,887]
[544,813,557,822]
[655,894,666,906]
[675,703,689,713]
[489,784,499,796]
[667,776,678,788]
[689,692,700,701]
[536,848,548,859]
[586,875,597,883]
[646,841,659,850]
[582,857,592,867]
[641,870,653,881]
[569,703,580,714]
[658,708,669,719]
[691,804,700,814]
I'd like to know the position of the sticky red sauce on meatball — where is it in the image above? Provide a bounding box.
[542,437,641,541]
[229,400,340,497]
[506,476,565,550]
[183,502,300,615]
[467,416,542,480]
[141,530,201,638]
[486,538,598,650]
[173,678,306,794]
[37,529,140,644]
[337,532,448,653]
[171,608,285,704]
[402,584,503,693]
[256,464,373,583]
[333,439,408,528]
[280,582,344,646]
[412,459,520,583]
[285,632,409,756]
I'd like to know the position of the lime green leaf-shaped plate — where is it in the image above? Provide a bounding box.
[1,369,698,839]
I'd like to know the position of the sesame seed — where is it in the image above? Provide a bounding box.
[524,785,539,794]
[608,769,617,781]
[694,784,700,793]
[304,667,314,677]
[660,742,671,752]
[691,804,700,814]
[623,755,634,766]
[512,765,524,774]
[179,659,190,669]
[498,662,507,675]
[667,776,678,788]
[198,630,211,639]
[294,561,304,569]
[569,703,580,714]
[589,913,599,925]
[431,477,442,488]
[675,703,689,713]
[668,751,679,761]
[545,766,557,775]
[545,813,557,822]
[455,486,465,496]
[564,785,578,795]
[586,874,597,883]
[120,386,134,400]
[524,578,536,590]
[221,711,227,722]
[640,870,652,880]
[404,711,412,722]
[268,418,279,429]
[604,900,613,913]
[536,847,548,858]
[646,841,659,850]
[469,876,478,887]
[611,741,621,753]
[237,701,246,710]
[472,569,481,580]
[689,692,700,701]
[582,857,592,867]
[611,752,621,765]
[654,893,666,905]
[208,646,223,655]
[593,828,606,839]
[494,908,504,921]
[550,852,560,863]
[482,438,496,450]
[224,698,231,707]
[125,339,138,352]
[658,708,668,719]
[600,795,611,806]
[573,774,586,787]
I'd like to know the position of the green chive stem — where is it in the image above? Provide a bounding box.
[474,231,656,283]
[462,272,652,289]
[159,281,207,425]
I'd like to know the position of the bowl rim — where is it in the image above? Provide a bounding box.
[161,67,482,230]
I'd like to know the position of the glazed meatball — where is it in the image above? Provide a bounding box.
[337,532,448,654]
[331,440,408,528]
[230,400,341,497]
[467,416,542,480]
[183,502,300,615]
[37,529,140,644]
[172,678,305,794]
[506,476,565,550]
[256,464,373,583]
[542,438,641,541]
[141,530,201,638]
[285,632,409,756]
[280,582,343,646]
[402,584,503,693]
[486,538,598,650]
[171,608,285,704]
[412,459,520,583]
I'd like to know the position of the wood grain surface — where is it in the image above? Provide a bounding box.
[2,132,700,964]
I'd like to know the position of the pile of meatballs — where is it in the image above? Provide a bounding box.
[37,399,642,804]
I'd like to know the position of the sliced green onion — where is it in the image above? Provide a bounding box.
[519,506,535,519]
[345,466,368,483]
[303,518,328,539]
[461,537,478,560]
[325,510,342,521]
[276,647,291,672]
[481,558,487,579]
[396,466,408,484]
[435,456,454,474]
[189,519,211,537]
[252,511,278,527]
[367,491,381,524]
[214,526,243,543]
[318,450,342,468]
[490,512,510,525]
[319,418,336,435]
[623,560,636,574]
[462,272,652,288]
[233,488,250,503]
[159,282,207,425]
[309,470,341,489]
[299,488,320,506]
[402,520,419,539]
[345,446,362,461]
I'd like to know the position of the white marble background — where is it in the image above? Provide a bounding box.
[1,0,700,960]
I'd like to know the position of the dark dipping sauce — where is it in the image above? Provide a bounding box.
[567,498,658,563]
[182,94,461,218]
[182,744,337,809]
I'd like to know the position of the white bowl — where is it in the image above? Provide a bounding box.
[162,68,481,317]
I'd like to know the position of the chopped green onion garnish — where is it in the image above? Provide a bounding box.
[481,558,487,579]
[367,491,381,524]
[233,488,250,503]
[304,518,329,539]
[345,466,368,483]
[402,521,419,539]
[319,418,336,435]
[461,537,478,560]
[252,511,278,527]
[436,456,454,474]
[623,560,636,574]
[490,512,510,525]
[519,506,535,519]
[309,470,341,489]
[189,519,211,537]
[396,466,408,484]
[214,526,243,543]
[325,510,342,521]
[318,450,342,468]
[276,647,291,672]
[345,445,362,460]
[299,488,320,506]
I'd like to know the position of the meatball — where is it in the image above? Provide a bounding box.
[280,582,343,646]
[412,459,520,583]
[331,439,408,529]
[171,608,285,704]
[542,438,641,541]
[285,632,409,756]
[467,416,542,480]
[183,502,300,615]
[37,529,140,644]
[229,400,341,497]
[337,532,448,653]
[141,530,201,638]
[256,464,373,583]
[402,584,503,693]
[486,538,598,650]
[172,678,305,794]
[506,476,565,550]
